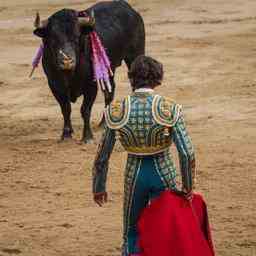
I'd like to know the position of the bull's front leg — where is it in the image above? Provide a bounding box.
[60,101,73,140]
[81,84,97,143]
[51,88,73,140]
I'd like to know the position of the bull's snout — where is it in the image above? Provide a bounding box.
[59,50,75,71]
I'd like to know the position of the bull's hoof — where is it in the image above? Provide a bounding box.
[60,128,73,141]
[58,135,72,143]
[81,135,94,144]
[61,134,72,140]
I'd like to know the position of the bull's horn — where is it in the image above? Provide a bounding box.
[34,12,48,28]
[34,12,41,28]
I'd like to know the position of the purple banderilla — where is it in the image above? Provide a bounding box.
[29,43,44,78]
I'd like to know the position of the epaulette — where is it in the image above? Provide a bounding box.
[152,95,182,127]
[104,96,131,130]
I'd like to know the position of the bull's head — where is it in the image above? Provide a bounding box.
[33,9,95,71]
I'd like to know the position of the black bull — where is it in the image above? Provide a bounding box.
[33,1,145,143]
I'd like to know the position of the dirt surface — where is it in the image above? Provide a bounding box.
[0,0,256,255]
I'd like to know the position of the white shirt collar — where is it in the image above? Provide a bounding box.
[134,88,154,93]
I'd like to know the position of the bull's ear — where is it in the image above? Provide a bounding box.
[33,28,47,38]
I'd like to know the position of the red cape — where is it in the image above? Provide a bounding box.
[136,191,215,256]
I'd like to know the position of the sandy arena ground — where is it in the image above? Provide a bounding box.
[0,0,256,255]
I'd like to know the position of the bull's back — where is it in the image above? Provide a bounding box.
[86,1,145,66]
[88,1,142,28]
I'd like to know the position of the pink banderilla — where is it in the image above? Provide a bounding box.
[90,31,113,92]
[92,31,113,76]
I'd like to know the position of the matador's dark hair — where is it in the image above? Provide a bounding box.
[128,55,163,90]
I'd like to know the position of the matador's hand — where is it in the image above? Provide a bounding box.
[93,192,108,207]
[182,188,193,202]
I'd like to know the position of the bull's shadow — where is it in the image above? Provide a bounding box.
[32,0,145,143]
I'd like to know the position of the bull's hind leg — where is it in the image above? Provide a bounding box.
[81,84,97,143]
[124,41,146,70]
[98,76,116,128]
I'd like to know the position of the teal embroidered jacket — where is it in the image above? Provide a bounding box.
[92,92,195,194]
